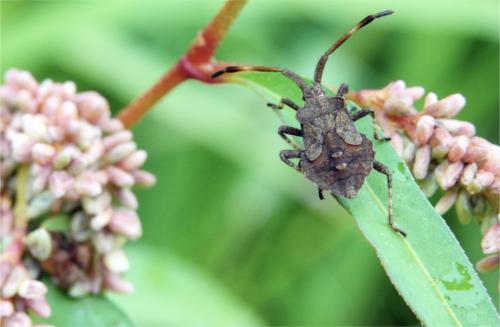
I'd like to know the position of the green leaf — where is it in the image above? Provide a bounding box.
[108,245,264,327]
[225,72,500,326]
[41,214,70,232]
[32,280,134,327]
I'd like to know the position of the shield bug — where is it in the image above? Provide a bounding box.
[212,10,406,236]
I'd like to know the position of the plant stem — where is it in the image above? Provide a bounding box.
[14,164,29,229]
[3,164,30,264]
[117,0,248,128]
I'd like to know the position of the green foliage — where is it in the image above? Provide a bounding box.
[2,0,498,326]
[32,280,133,327]
[236,72,499,325]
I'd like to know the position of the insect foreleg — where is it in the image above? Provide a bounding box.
[278,126,302,150]
[267,98,301,111]
[279,149,303,171]
[373,161,406,237]
[351,108,391,141]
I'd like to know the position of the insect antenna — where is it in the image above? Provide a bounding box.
[212,65,309,93]
[313,10,394,84]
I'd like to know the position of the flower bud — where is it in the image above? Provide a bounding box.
[57,101,78,126]
[49,171,73,198]
[118,150,147,171]
[132,170,157,187]
[82,191,111,215]
[70,212,91,242]
[435,160,464,190]
[402,141,416,164]
[106,166,134,188]
[462,145,489,164]
[455,191,472,224]
[113,188,138,209]
[18,279,48,299]
[99,118,124,134]
[430,127,453,159]
[52,145,77,170]
[0,300,14,317]
[22,114,48,141]
[0,261,13,287]
[2,265,26,298]
[27,191,55,220]
[90,208,113,231]
[16,90,37,113]
[436,119,475,137]
[413,145,431,179]
[476,255,500,273]
[424,94,465,118]
[68,279,92,298]
[25,228,52,260]
[104,271,134,293]
[418,171,438,197]
[460,163,477,187]
[92,232,125,254]
[435,189,458,215]
[467,171,495,195]
[4,312,31,327]
[26,297,51,318]
[447,135,469,162]
[481,223,500,254]
[9,132,33,162]
[109,208,142,239]
[32,166,51,193]
[423,92,438,107]
[104,250,129,273]
[6,68,38,93]
[415,115,435,145]
[73,172,102,197]
[102,131,132,151]
[105,142,137,164]
[76,91,110,124]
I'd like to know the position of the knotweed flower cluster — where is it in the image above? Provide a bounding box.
[350,81,499,277]
[0,69,155,325]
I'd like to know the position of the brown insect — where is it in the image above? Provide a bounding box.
[212,10,406,236]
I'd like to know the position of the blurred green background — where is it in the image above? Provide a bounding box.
[2,0,498,325]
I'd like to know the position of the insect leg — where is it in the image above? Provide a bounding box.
[267,98,301,111]
[351,108,391,141]
[337,83,349,97]
[318,187,325,200]
[350,108,373,121]
[373,161,407,237]
[279,149,303,171]
[278,126,302,150]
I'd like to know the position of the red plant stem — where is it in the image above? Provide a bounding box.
[117,0,247,128]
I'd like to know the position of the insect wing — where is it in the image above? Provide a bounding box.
[335,110,362,145]
[303,124,324,160]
